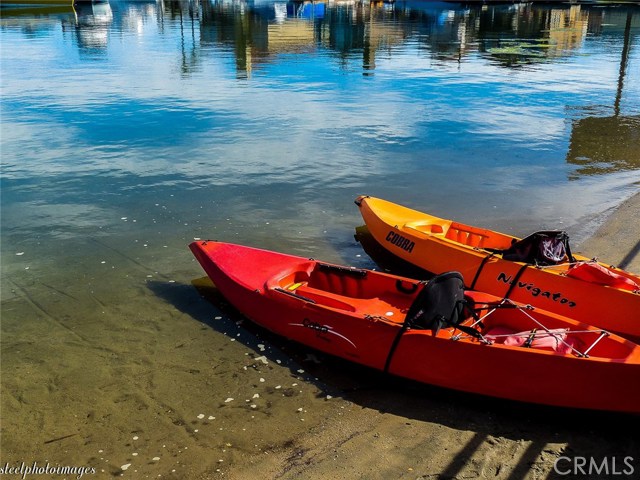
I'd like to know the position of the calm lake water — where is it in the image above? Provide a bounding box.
[1,0,639,476]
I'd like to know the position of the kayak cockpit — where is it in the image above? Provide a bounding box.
[403,219,514,250]
[448,295,635,360]
[268,263,635,361]
[266,261,415,320]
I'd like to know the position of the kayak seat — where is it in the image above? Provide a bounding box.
[485,327,577,354]
[288,269,404,316]
[307,269,368,299]
[566,261,640,291]
[445,226,489,248]
[404,221,447,235]
[405,272,468,333]
[294,285,357,311]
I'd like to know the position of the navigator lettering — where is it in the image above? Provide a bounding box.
[497,272,577,307]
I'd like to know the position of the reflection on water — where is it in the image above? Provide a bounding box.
[64,1,114,51]
[568,114,640,176]
[161,1,633,75]
[2,0,639,276]
[566,8,640,176]
[1,2,640,476]
[5,1,634,76]
[2,1,639,241]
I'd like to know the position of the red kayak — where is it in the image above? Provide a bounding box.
[190,240,640,414]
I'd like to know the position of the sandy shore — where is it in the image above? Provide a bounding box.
[1,193,639,480]
[576,192,640,274]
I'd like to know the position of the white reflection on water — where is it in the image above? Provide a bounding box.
[1,1,639,249]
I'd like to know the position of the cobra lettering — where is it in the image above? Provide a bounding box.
[385,231,415,253]
[497,273,577,307]
[302,318,329,333]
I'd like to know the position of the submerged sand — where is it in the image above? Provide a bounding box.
[1,193,639,479]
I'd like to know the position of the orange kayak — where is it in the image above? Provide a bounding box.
[355,195,640,340]
[190,240,640,414]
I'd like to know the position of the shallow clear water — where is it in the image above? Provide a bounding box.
[1,0,640,475]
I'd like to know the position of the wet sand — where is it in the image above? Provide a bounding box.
[575,192,640,273]
[1,193,639,479]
